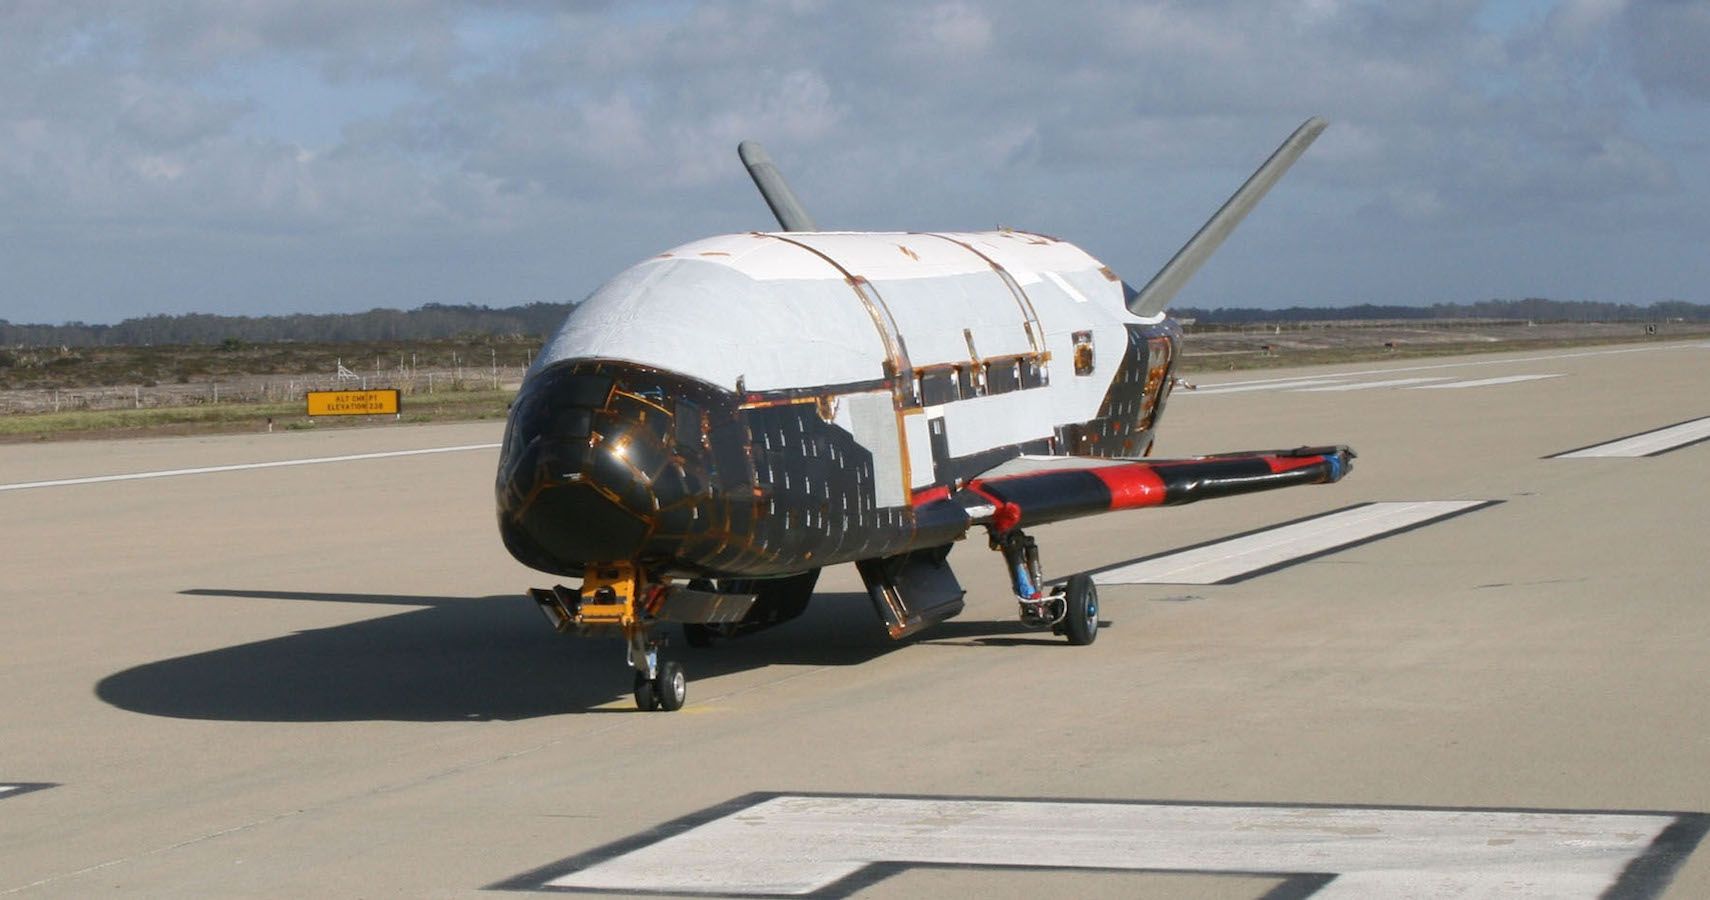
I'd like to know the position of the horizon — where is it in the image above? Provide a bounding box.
[8,296,1709,336]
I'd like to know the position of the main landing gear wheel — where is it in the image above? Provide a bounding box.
[1061,573,1099,646]
[633,662,688,711]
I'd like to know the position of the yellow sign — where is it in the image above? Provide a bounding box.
[306,389,400,416]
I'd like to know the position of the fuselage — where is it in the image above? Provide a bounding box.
[496,229,1180,578]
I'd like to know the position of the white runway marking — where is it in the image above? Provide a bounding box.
[1297,376,1452,391]
[511,794,1704,898]
[1412,373,1564,389]
[1090,501,1495,585]
[1553,416,1710,458]
[1189,377,1350,395]
[0,443,502,493]
[1183,341,1699,394]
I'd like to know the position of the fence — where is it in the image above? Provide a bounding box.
[0,366,530,415]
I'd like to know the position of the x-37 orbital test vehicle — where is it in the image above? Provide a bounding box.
[496,117,1353,711]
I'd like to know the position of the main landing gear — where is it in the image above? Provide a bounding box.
[995,529,1099,645]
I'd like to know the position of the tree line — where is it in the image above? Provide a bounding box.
[1173,298,1710,325]
[3,297,1707,348]
[0,302,577,347]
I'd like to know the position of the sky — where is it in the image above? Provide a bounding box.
[2,0,1708,325]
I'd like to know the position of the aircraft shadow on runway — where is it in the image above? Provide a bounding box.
[93,588,1046,723]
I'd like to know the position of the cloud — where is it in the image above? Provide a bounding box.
[898,2,994,59]
[1623,1,1710,102]
[1,0,1707,323]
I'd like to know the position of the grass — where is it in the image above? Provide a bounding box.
[0,389,515,442]
[395,389,516,423]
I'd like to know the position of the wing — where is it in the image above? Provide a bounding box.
[1127,117,1327,317]
[913,446,1353,533]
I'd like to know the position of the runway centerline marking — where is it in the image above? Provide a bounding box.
[1086,501,1498,585]
[496,793,1706,898]
[1551,416,1710,459]
[0,443,503,493]
[1412,373,1564,389]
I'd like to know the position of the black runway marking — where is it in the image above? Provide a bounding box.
[0,783,55,800]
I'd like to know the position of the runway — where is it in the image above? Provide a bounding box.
[3,340,1708,897]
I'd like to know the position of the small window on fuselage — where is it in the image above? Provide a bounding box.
[985,359,1020,395]
[1019,357,1047,389]
[918,369,958,406]
[1072,331,1095,376]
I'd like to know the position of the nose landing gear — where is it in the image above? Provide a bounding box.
[527,564,689,712]
[528,564,761,711]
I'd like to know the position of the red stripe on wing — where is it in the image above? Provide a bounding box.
[1265,455,1327,474]
[1088,464,1168,510]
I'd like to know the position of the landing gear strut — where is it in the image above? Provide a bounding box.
[995,529,1098,645]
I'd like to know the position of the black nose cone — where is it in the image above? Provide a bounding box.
[495,361,725,576]
[496,366,652,574]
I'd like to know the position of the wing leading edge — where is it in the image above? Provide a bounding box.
[912,446,1354,534]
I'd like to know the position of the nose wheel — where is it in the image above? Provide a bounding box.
[633,660,687,711]
[627,624,688,712]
